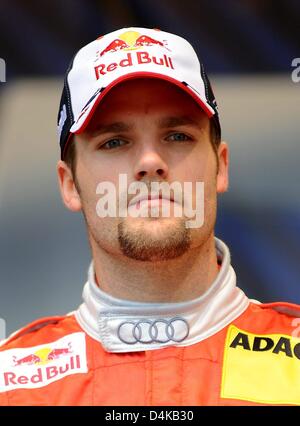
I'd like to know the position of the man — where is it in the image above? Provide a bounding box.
[1,27,300,406]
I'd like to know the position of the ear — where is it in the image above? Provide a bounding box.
[57,160,82,212]
[216,141,229,193]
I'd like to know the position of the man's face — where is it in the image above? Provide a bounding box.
[58,78,228,261]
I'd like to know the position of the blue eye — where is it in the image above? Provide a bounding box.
[167,133,190,142]
[101,139,127,149]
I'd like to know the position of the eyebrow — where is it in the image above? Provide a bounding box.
[157,116,203,129]
[88,115,203,137]
[89,122,133,137]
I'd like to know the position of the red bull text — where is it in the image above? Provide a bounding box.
[4,355,81,386]
[94,51,174,79]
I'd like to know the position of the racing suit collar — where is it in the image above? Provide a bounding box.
[75,237,249,352]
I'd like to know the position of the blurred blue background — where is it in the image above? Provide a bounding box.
[0,0,299,335]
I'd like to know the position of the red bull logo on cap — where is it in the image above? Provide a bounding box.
[0,332,87,392]
[97,30,170,58]
[94,30,174,80]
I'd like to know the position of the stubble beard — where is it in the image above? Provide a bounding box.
[118,216,191,262]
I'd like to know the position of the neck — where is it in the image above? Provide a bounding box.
[91,234,219,303]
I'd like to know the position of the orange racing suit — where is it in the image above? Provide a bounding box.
[1,238,300,406]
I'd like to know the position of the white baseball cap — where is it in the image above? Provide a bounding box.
[57,27,221,159]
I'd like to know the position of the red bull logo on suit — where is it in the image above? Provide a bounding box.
[0,332,87,391]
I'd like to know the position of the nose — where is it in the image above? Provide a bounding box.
[133,149,169,180]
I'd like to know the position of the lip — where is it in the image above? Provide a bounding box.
[128,194,174,208]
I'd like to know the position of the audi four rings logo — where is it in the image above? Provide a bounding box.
[117,317,190,344]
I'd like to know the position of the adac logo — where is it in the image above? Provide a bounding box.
[97,30,170,58]
[12,342,72,367]
[229,330,300,359]
[221,325,300,405]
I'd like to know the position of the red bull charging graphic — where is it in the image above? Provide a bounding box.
[97,30,170,57]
